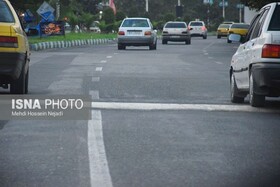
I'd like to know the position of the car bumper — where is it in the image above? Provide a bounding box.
[217,32,228,36]
[252,63,280,96]
[190,31,207,36]
[162,34,190,41]
[0,52,26,82]
[118,36,155,46]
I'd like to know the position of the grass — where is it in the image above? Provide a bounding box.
[28,32,117,44]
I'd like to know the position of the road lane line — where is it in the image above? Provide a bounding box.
[91,102,279,113]
[106,56,112,59]
[92,77,100,82]
[96,67,103,71]
[101,60,107,63]
[215,61,223,65]
[204,53,209,55]
[88,110,113,187]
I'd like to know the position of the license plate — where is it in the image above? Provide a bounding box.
[128,32,141,35]
[171,36,180,38]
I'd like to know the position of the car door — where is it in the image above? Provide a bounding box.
[233,12,263,89]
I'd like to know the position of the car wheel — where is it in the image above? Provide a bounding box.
[227,39,232,43]
[118,44,125,50]
[249,73,265,107]
[10,67,26,94]
[150,41,157,50]
[25,70,29,94]
[230,73,245,103]
[203,35,207,39]
[162,40,167,45]
[185,39,191,45]
[217,35,221,39]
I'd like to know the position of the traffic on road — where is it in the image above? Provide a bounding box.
[1,1,280,187]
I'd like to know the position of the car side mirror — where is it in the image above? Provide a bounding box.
[190,28,193,30]
[228,34,242,43]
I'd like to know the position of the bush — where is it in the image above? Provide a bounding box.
[103,8,115,24]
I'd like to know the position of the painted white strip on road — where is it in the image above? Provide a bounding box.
[215,61,223,65]
[92,77,100,82]
[91,102,279,113]
[100,60,107,63]
[96,67,103,72]
[204,53,209,55]
[106,56,112,59]
[88,110,113,187]
[90,90,100,100]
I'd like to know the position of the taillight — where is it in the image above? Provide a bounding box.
[202,26,207,31]
[118,31,125,35]
[188,26,191,30]
[262,44,280,58]
[0,36,18,48]
[145,31,152,36]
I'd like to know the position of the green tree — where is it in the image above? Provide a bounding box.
[116,11,126,22]
[103,8,115,24]
[164,13,175,22]
[80,12,95,30]
[241,0,275,10]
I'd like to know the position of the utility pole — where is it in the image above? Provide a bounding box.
[56,0,60,20]
[222,0,225,19]
[146,0,148,12]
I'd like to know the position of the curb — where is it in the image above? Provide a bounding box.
[30,38,116,51]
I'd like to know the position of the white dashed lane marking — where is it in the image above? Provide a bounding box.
[92,77,100,82]
[95,67,103,72]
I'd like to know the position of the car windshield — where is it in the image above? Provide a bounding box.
[190,22,203,26]
[0,1,15,23]
[268,5,280,31]
[121,19,149,27]
[231,24,250,29]
[165,23,186,28]
[219,24,230,29]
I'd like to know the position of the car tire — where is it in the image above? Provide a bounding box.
[25,70,29,94]
[230,73,245,103]
[217,35,221,39]
[162,40,167,45]
[249,73,265,107]
[227,39,232,43]
[10,66,26,94]
[150,41,157,50]
[203,35,207,39]
[118,44,126,50]
[185,39,191,45]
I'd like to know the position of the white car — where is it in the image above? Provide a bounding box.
[117,18,157,50]
[162,21,191,45]
[188,21,207,39]
[229,2,280,107]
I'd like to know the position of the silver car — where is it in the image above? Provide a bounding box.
[188,21,208,39]
[162,21,191,45]
[117,18,157,50]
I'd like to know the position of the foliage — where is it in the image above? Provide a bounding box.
[103,8,115,24]
[116,11,126,21]
[241,0,276,10]
[80,12,95,30]
[164,13,176,22]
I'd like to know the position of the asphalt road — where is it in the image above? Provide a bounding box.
[1,36,280,187]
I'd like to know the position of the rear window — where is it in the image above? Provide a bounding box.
[218,24,230,29]
[121,19,149,28]
[231,24,250,29]
[165,23,186,28]
[0,1,15,23]
[190,22,203,26]
[268,5,280,31]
